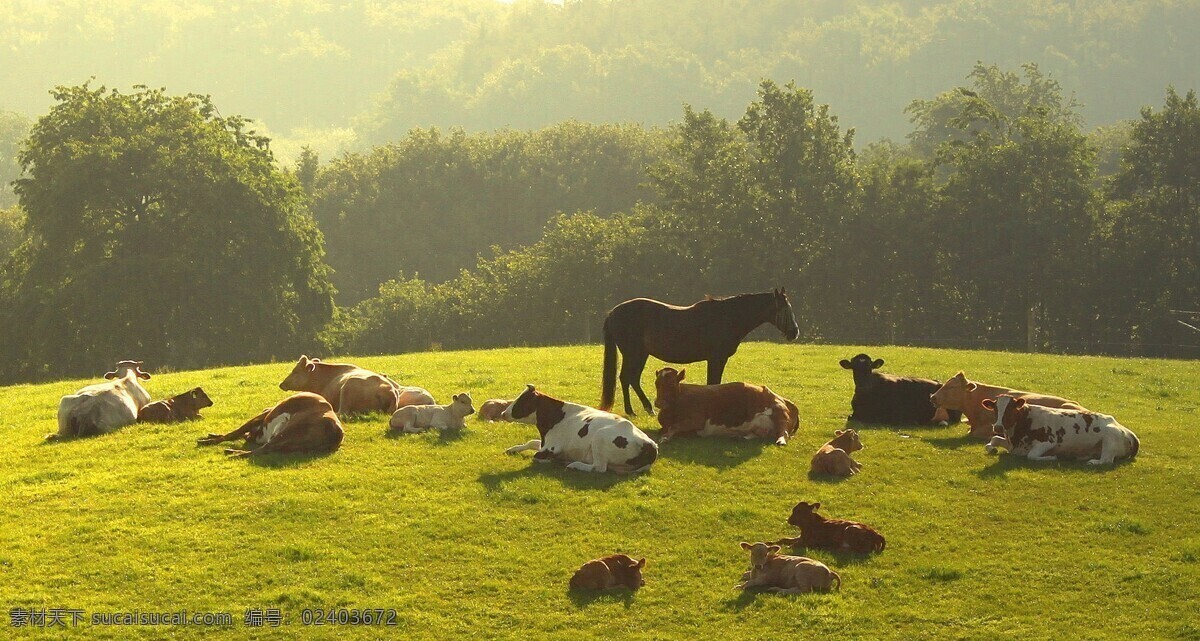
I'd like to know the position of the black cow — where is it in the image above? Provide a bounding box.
[840,354,962,425]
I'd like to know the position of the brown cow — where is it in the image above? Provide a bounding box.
[196,392,343,458]
[478,399,512,422]
[653,367,799,445]
[930,371,1083,439]
[735,542,841,594]
[773,501,885,554]
[279,355,433,415]
[138,387,213,423]
[569,554,647,591]
[810,429,864,477]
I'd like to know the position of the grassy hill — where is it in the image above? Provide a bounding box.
[1,344,1197,639]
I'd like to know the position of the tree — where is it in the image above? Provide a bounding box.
[3,83,334,380]
[0,110,31,208]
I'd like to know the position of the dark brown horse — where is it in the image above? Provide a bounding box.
[600,289,799,415]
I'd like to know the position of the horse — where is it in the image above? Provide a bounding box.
[599,288,799,416]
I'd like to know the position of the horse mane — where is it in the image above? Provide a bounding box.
[697,291,772,305]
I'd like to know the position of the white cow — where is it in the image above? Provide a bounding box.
[983,394,1139,465]
[501,384,658,474]
[388,393,475,433]
[52,360,152,440]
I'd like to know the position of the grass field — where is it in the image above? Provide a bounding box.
[2,343,1198,639]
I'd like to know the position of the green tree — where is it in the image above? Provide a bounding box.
[0,110,31,208]
[4,84,334,380]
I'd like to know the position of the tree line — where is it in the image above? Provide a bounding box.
[0,64,1197,384]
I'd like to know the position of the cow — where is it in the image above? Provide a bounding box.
[569,554,647,591]
[735,542,841,594]
[652,367,799,446]
[840,354,960,425]
[138,387,213,423]
[930,371,1084,439]
[51,360,152,440]
[773,501,886,554]
[478,399,512,422]
[279,355,433,415]
[810,429,864,477]
[982,394,1140,465]
[196,392,344,458]
[388,393,475,433]
[501,384,658,474]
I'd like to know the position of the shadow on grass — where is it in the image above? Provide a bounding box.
[382,427,468,446]
[567,588,637,609]
[654,434,767,469]
[242,450,337,468]
[806,469,852,484]
[974,452,1138,479]
[478,462,634,492]
[923,434,980,450]
[768,539,878,568]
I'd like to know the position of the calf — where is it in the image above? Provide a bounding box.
[653,367,799,445]
[841,354,960,425]
[52,360,152,440]
[735,542,840,594]
[982,394,1140,465]
[138,387,213,423]
[478,399,512,422]
[931,371,1083,439]
[389,393,475,433]
[279,355,434,415]
[810,429,864,477]
[774,501,885,554]
[196,392,344,458]
[569,554,646,591]
[501,384,658,474]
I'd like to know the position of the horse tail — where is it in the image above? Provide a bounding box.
[599,314,618,411]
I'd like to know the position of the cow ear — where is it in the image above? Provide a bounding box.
[981,399,995,410]
[311,357,321,363]
[955,371,966,380]
[137,370,151,380]
[839,360,852,369]
[835,429,844,436]
[306,362,317,372]
[812,502,821,511]
[525,383,535,392]
[1014,398,1027,408]
[965,382,978,391]
[103,371,118,380]
[452,394,460,401]
[678,369,686,381]
[298,355,309,365]
[779,287,786,295]
[872,359,885,370]
[636,558,646,568]
[739,542,752,550]
[768,545,781,555]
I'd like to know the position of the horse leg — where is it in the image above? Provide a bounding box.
[707,357,729,385]
[623,351,655,416]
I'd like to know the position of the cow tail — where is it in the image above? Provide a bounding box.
[831,570,842,592]
[599,316,618,412]
[785,398,800,435]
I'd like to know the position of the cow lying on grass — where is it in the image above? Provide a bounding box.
[810,429,864,477]
[478,399,512,422]
[502,384,658,474]
[840,354,959,425]
[773,501,885,554]
[735,542,841,594]
[983,394,1140,465]
[569,554,646,591]
[196,392,344,458]
[653,367,799,445]
[388,393,475,433]
[138,387,213,423]
[51,360,152,440]
[931,371,1082,439]
[280,355,433,415]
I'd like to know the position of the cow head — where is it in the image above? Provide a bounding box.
[280,355,318,391]
[832,429,863,452]
[501,384,539,424]
[450,392,476,417]
[607,554,647,589]
[981,394,1024,436]
[787,501,822,528]
[839,353,884,385]
[187,387,214,410]
[105,360,150,381]
[653,367,685,409]
[930,371,974,410]
[739,541,782,573]
[771,288,800,341]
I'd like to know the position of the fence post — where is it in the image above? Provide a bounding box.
[1027,307,1037,353]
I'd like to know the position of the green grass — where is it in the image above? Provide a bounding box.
[1,343,1198,639]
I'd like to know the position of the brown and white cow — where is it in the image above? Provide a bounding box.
[279,355,433,415]
[982,394,1139,465]
[501,384,658,474]
[52,360,152,440]
[196,392,344,458]
[810,429,864,477]
[735,542,841,594]
[138,387,213,423]
[652,367,799,445]
[930,371,1083,439]
[569,554,647,591]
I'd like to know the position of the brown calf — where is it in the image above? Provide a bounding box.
[736,542,841,594]
[653,367,799,445]
[569,554,647,591]
[196,392,343,458]
[774,501,885,554]
[138,387,213,423]
[478,399,512,422]
[810,429,864,477]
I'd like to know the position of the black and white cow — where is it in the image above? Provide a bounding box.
[501,384,658,474]
[840,353,961,425]
[983,394,1139,465]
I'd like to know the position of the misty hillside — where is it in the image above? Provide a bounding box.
[1,0,1198,160]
